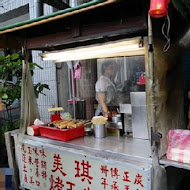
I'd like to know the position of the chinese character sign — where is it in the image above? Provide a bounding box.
[19,143,151,190]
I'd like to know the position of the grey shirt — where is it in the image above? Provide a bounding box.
[95,76,117,116]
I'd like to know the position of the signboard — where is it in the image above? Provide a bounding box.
[19,140,151,190]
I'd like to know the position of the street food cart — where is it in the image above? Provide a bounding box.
[0,0,190,190]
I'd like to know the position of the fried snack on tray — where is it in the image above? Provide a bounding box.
[52,120,84,129]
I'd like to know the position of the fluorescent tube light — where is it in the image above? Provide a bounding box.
[41,37,144,62]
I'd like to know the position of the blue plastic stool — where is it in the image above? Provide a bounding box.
[0,168,13,190]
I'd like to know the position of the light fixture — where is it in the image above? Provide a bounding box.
[41,37,144,63]
[149,0,169,18]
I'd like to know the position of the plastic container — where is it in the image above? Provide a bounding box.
[38,125,85,141]
[27,125,40,136]
[50,114,61,122]
[93,124,106,138]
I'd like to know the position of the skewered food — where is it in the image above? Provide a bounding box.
[51,119,86,129]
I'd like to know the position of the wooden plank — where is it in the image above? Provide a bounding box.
[71,17,81,38]
[0,5,29,23]
[0,35,21,49]
[26,16,146,50]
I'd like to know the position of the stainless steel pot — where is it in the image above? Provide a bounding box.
[112,114,122,123]
[93,124,106,138]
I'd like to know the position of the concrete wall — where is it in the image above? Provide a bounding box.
[32,52,58,122]
[70,0,91,6]
[0,0,29,14]
[0,14,29,27]
[56,63,70,112]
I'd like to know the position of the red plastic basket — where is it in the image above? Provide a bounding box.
[38,125,85,141]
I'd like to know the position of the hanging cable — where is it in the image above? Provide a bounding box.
[162,14,170,52]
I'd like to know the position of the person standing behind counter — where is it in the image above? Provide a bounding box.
[95,62,118,117]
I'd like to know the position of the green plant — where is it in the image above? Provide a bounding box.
[0,53,50,166]
[0,53,50,124]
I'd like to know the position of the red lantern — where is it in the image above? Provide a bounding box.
[149,0,168,18]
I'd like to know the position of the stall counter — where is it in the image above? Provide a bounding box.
[20,135,152,163]
[17,134,190,190]
[18,134,152,190]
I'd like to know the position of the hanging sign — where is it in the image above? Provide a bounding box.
[19,140,151,190]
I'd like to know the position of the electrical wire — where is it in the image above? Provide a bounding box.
[162,14,171,52]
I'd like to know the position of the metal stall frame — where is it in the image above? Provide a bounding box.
[1,0,190,189]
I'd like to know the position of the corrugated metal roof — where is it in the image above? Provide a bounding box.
[0,0,117,35]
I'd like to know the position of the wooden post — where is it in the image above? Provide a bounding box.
[4,130,20,190]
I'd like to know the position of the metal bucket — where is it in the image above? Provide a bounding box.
[93,124,106,138]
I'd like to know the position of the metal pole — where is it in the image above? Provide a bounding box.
[148,15,156,139]
[71,62,76,119]
[68,66,72,99]
[34,0,43,18]
[20,47,27,133]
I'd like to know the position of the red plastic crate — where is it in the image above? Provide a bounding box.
[38,125,85,141]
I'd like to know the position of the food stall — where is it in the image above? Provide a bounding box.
[0,0,190,190]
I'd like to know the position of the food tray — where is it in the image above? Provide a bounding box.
[38,125,85,141]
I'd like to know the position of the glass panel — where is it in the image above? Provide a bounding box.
[97,56,145,105]
[57,55,145,119]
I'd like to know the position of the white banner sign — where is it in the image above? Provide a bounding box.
[19,142,151,190]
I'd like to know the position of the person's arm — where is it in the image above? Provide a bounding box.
[97,92,109,117]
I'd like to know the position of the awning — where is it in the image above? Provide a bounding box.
[0,0,147,50]
[0,0,117,35]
